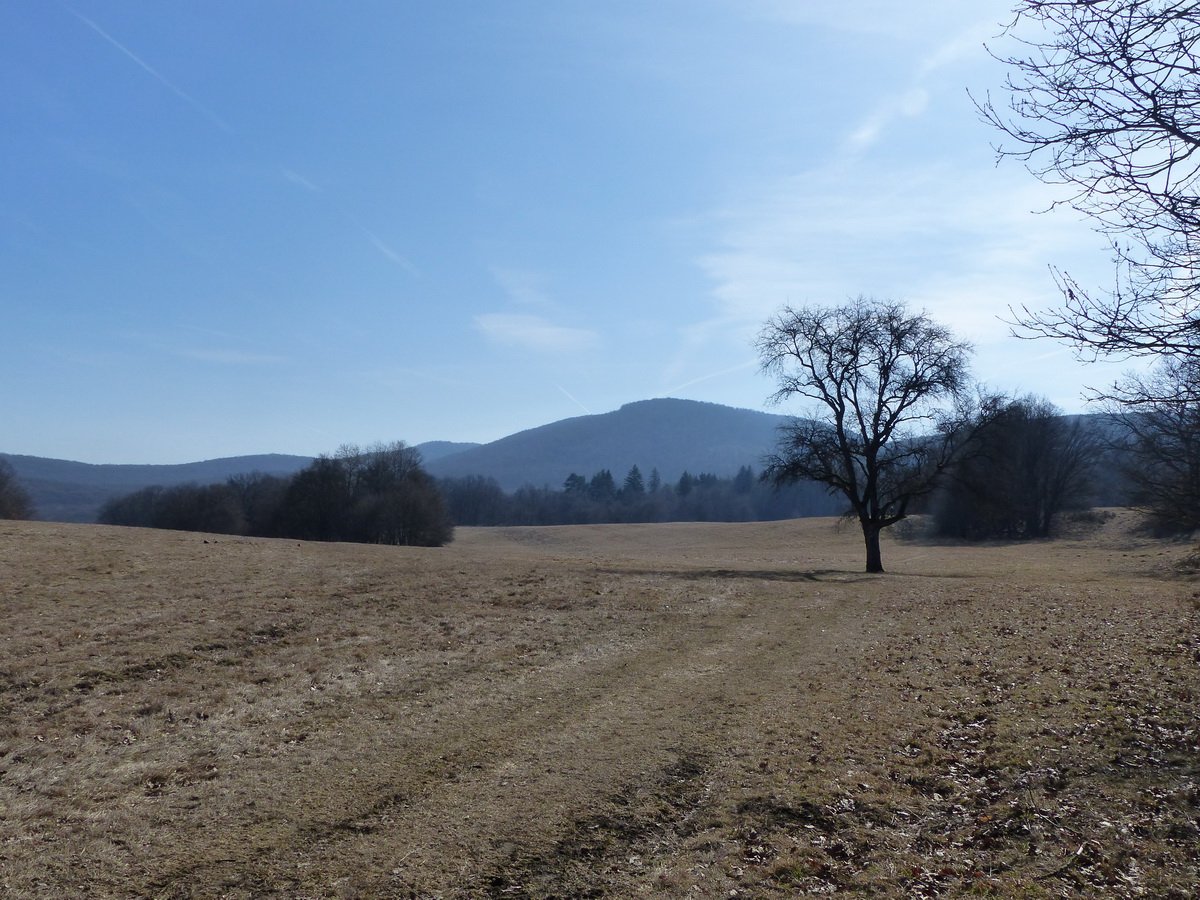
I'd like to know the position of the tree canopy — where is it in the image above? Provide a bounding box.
[0,459,34,520]
[99,442,454,547]
[758,297,973,573]
[932,396,1100,539]
[979,0,1200,371]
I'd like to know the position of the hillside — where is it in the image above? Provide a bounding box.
[3,399,791,521]
[416,440,482,462]
[425,398,790,490]
[1,442,485,524]
[1,453,314,524]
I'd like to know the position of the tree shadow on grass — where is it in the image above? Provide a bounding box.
[598,567,875,584]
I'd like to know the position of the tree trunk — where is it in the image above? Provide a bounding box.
[861,520,884,573]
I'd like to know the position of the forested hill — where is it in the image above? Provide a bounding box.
[3,399,790,522]
[1,453,315,524]
[423,398,791,491]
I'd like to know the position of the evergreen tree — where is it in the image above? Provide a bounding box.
[734,465,755,495]
[588,469,617,500]
[623,465,645,495]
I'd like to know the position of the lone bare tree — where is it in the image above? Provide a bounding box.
[757,298,973,573]
[977,0,1200,379]
[0,459,34,520]
[1106,357,1200,530]
[932,395,1101,539]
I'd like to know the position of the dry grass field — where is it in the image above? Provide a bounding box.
[1,514,1198,898]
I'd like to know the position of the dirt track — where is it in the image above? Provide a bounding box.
[2,516,1198,898]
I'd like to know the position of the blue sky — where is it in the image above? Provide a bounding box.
[2,1,1138,463]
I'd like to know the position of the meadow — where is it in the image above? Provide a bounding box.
[1,514,1197,898]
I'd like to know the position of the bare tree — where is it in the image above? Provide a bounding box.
[1106,357,1200,530]
[757,298,973,573]
[0,459,34,520]
[978,1,1200,373]
[933,395,1101,539]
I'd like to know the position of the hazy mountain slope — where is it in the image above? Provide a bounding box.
[415,441,482,462]
[1,453,314,524]
[3,400,792,522]
[424,398,790,491]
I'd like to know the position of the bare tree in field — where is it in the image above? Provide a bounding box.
[933,395,1101,539]
[1107,357,1200,530]
[757,298,973,573]
[0,459,34,520]
[977,0,1200,385]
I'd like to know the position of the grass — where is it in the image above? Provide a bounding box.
[0,512,1197,898]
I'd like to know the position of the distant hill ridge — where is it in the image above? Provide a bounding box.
[1,453,316,524]
[3,398,790,522]
[423,398,790,491]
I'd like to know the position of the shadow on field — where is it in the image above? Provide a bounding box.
[600,567,874,584]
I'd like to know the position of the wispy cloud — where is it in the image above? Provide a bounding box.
[694,163,1102,344]
[66,6,233,132]
[745,0,1011,39]
[844,17,999,155]
[179,348,288,365]
[279,168,420,276]
[477,267,597,355]
[491,267,554,307]
[846,88,929,154]
[281,168,322,193]
[120,329,288,366]
[474,313,598,354]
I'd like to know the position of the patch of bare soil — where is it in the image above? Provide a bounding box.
[1,514,1197,898]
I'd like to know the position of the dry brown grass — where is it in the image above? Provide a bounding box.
[1,513,1197,898]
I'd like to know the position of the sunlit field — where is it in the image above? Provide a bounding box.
[2,514,1197,898]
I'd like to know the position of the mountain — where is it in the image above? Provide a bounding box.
[415,441,482,462]
[2,399,791,522]
[424,398,790,491]
[1,453,314,524]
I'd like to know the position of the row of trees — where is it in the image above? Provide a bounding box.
[757,295,1200,571]
[440,465,841,527]
[98,442,454,547]
[754,296,1200,571]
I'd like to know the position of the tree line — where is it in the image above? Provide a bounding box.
[96,442,454,547]
[439,465,843,527]
[754,295,1200,571]
[4,405,1190,549]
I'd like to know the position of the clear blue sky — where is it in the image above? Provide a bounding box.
[2,1,1136,463]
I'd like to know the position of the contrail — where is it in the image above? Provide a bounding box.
[281,168,421,277]
[66,6,233,132]
[556,384,591,414]
[354,220,421,277]
[665,358,757,394]
[281,168,322,193]
[68,5,423,278]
